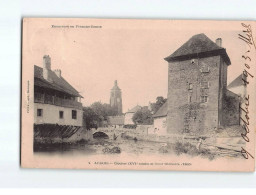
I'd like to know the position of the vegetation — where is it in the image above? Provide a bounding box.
[83,101,118,129]
[151,96,167,114]
[174,141,215,160]
[132,107,153,125]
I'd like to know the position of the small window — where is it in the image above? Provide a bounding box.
[37,109,43,117]
[188,83,193,90]
[72,110,77,119]
[188,95,192,103]
[200,96,208,103]
[200,81,209,89]
[59,111,64,119]
[201,65,210,73]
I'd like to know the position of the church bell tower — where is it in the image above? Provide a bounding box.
[110,80,122,115]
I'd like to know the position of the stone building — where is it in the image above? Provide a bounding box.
[164,33,240,135]
[107,115,125,128]
[228,74,247,125]
[34,55,84,140]
[110,80,123,115]
[228,74,247,99]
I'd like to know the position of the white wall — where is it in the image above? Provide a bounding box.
[228,86,246,99]
[34,103,83,126]
[124,113,135,125]
[153,116,167,135]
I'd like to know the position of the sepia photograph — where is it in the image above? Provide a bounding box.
[21,18,255,171]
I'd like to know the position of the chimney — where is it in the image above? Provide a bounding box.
[43,55,51,81]
[216,38,222,47]
[114,80,118,86]
[54,69,62,78]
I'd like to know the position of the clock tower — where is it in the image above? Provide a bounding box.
[110,80,122,115]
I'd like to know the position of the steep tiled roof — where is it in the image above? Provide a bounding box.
[153,102,167,118]
[126,105,142,113]
[164,33,231,65]
[228,74,245,89]
[34,65,83,98]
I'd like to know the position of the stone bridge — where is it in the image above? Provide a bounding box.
[91,128,125,139]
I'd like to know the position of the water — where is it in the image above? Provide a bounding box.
[34,137,170,156]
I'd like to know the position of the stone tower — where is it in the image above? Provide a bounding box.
[110,80,122,115]
[164,33,239,135]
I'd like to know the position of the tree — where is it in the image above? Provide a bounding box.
[83,106,99,129]
[151,96,167,114]
[132,107,153,125]
[83,102,119,129]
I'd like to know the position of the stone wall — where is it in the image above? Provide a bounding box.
[167,56,222,135]
[222,90,240,126]
[153,116,167,135]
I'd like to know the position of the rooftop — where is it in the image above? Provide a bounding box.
[126,105,142,113]
[107,115,125,125]
[228,74,246,89]
[111,80,121,90]
[153,102,167,118]
[34,65,83,98]
[164,33,231,65]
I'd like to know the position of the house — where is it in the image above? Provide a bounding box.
[164,34,240,135]
[228,74,247,99]
[124,105,142,125]
[228,74,247,125]
[34,55,84,139]
[152,102,168,135]
[107,115,125,128]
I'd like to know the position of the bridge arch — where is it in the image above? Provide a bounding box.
[93,131,109,139]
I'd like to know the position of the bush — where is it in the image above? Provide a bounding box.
[174,141,214,160]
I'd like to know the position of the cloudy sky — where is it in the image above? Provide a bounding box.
[24,19,246,112]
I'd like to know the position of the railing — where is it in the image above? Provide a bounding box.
[34,93,82,109]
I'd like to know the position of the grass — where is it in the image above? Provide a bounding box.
[174,141,215,160]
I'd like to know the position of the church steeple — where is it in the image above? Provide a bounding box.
[110,80,122,115]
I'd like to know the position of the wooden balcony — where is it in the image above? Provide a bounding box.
[34,93,82,109]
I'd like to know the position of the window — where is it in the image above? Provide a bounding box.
[72,110,77,119]
[200,96,208,103]
[201,65,210,73]
[200,81,209,89]
[59,111,64,119]
[188,83,193,90]
[188,95,192,103]
[37,109,43,117]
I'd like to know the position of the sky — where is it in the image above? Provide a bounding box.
[24,19,246,112]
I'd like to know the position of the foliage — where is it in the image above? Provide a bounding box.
[83,101,119,129]
[174,141,214,160]
[83,106,99,129]
[151,96,167,114]
[132,107,153,125]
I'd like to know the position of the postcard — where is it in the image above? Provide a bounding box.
[21,18,256,171]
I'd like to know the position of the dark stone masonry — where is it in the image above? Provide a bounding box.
[165,34,240,135]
